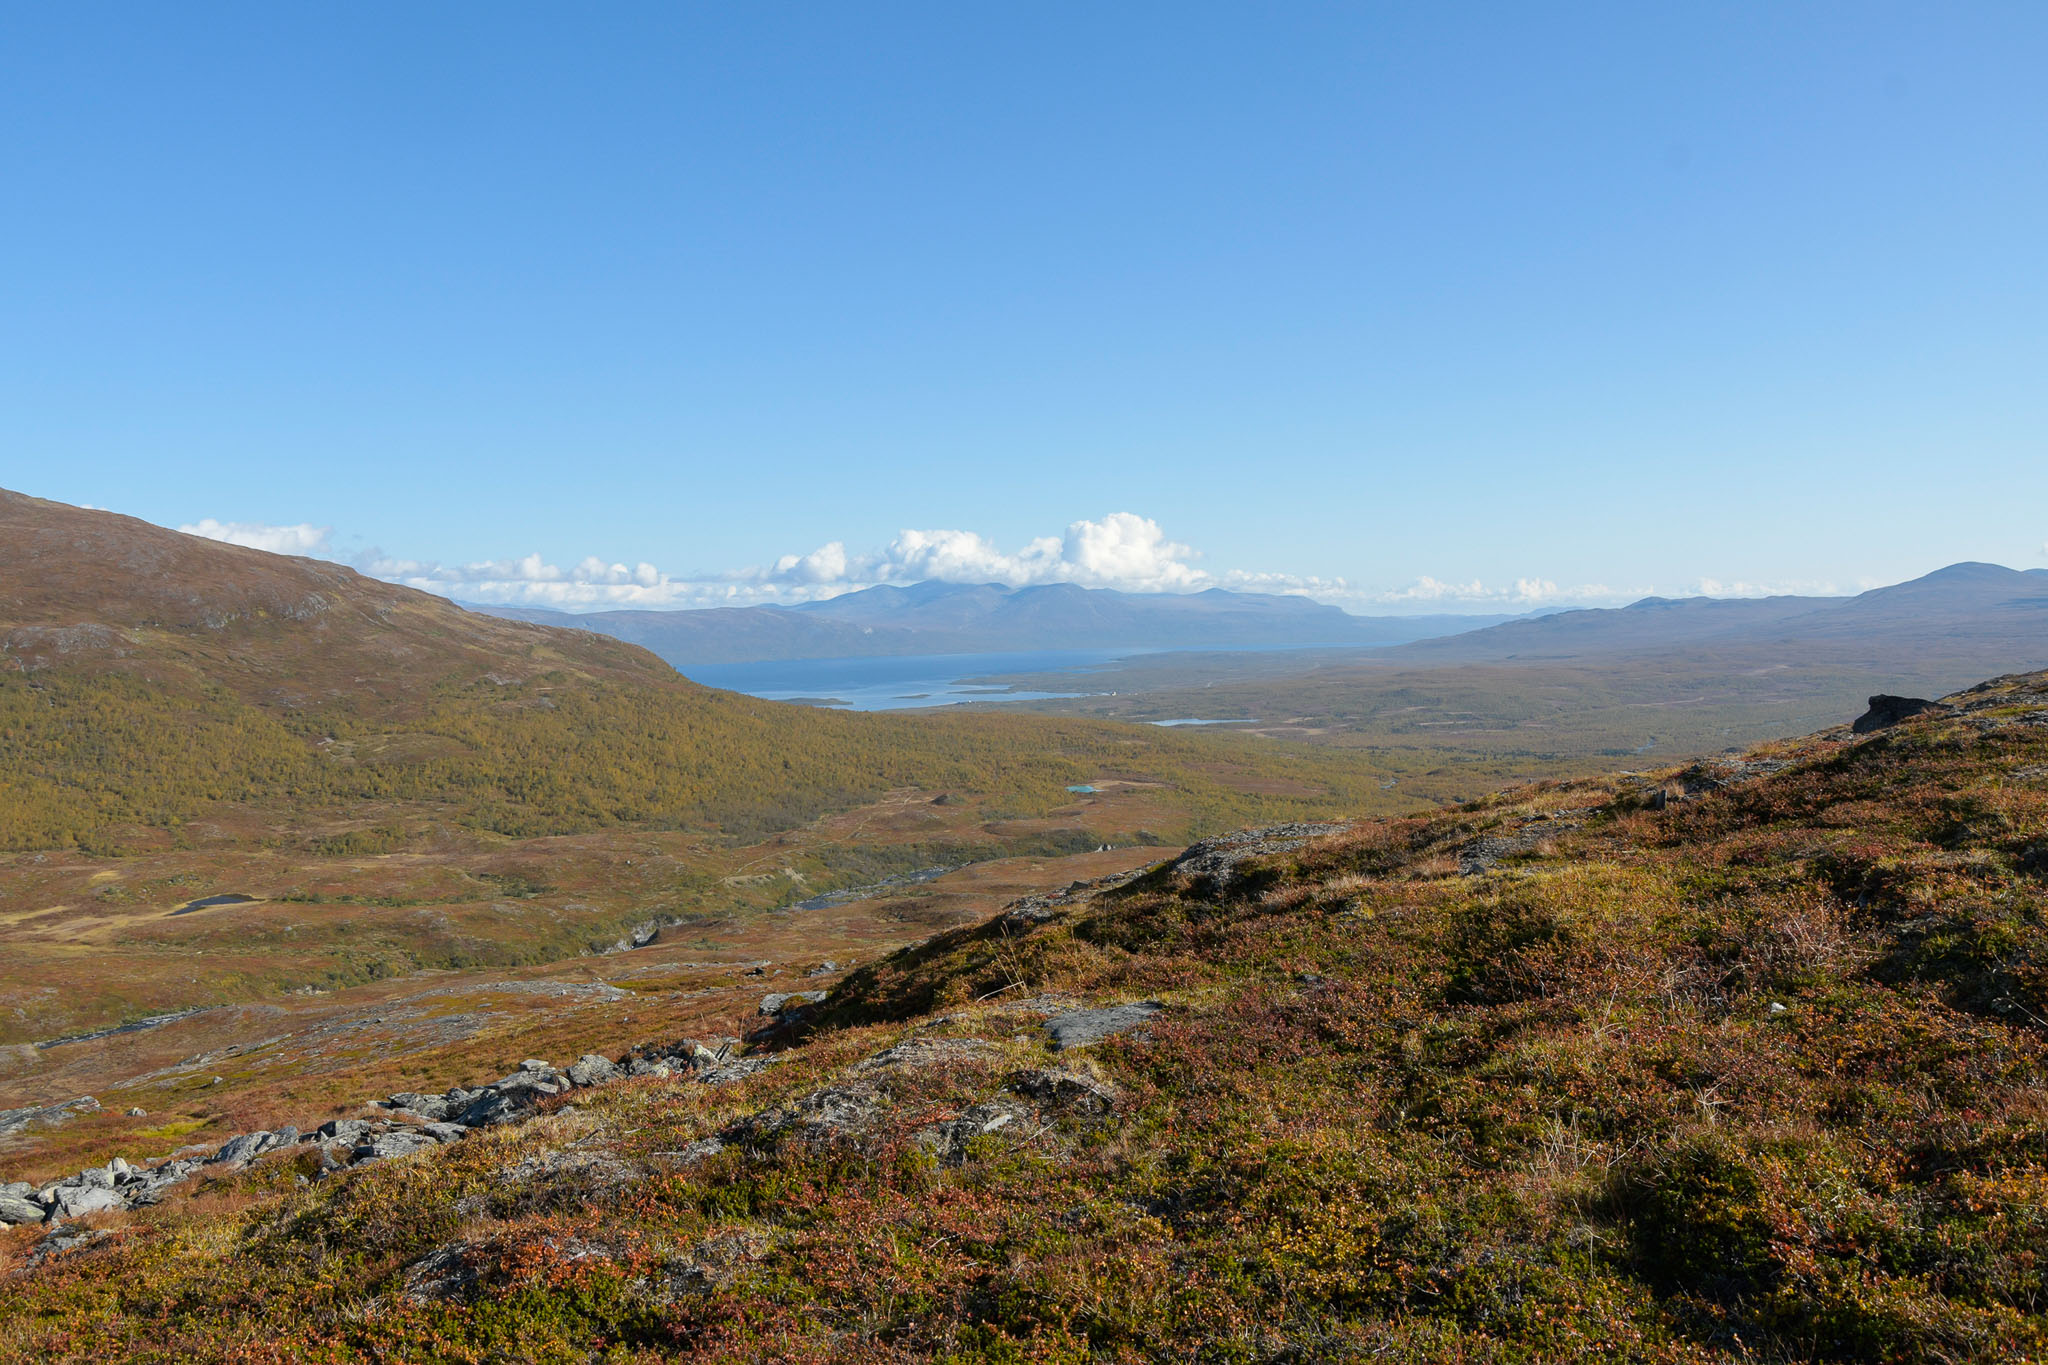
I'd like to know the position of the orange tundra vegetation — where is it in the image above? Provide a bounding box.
[7,673,2048,1361]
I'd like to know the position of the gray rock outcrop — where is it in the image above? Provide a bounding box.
[1043,1001,1164,1050]
[1853,694,1954,734]
[1168,824,1343,896]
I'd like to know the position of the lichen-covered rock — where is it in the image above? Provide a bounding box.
[354,1130,440,1163]
[317,1118,376,1145]
[49,1185,123,1219]
[914,1097,1033,1163]
[1168,824,1343,896]
[0,1192,47,1225]
[1007,1067,1118,1117]
[567,1054,619,1087]
[1043,1001,1163,1050]
[455,1091,528,1128]
[385,1092,451,1120]
[207,1131,274,1167]
[729,1086,884,1148]
[759,990,827,1017]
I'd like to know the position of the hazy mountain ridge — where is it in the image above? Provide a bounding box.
[482,581,1525,667]
[1387,561,2048,663]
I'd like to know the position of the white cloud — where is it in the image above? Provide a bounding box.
[778,514,1209,593]
[179,518,335,557]
[1691,576,1842,598]
[354,513,1323,610]
[1365,576,1628,608]
[173,506,1857,618]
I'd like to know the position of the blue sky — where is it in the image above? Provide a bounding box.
[4,4,2044,612]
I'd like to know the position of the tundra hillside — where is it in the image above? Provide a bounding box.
[6,673,2048,1361]
[1,490,1490,1049]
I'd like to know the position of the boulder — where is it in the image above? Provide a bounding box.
[421,1122,469,1143]
[567,1054,619,1087]
[0,1193,46,1225]
[50,1184,124,1220]
[455,1091,527,1127]
[354,1130,439,1163]
[1853,694,1952,734]
[759,990,827,1017]
[208,1131,273,1167]
[386,1092,451,1121]
[1043,1001,1164,1051]
[317,1118,375,1145]
[1169,824,1343,896]
[489,1070,564,1096]
[128,1159,201,1201]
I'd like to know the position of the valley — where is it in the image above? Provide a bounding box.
[9,666,2048,1359]
[0,490,1523,1183]
[993,563,2048,762]
[0,839,1163,1187]
[11,491,2048,1362]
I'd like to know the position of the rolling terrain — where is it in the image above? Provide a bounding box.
[1,489,1556,1170]
[8,671,2048,1360]
[1001,563,2048,762]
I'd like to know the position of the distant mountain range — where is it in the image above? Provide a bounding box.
[478,582,1525,668]
[1382,561,2048,666]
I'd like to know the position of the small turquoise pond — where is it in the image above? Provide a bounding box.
[1065,784,1098,794]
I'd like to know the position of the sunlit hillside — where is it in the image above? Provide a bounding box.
[9,673,2048,1360]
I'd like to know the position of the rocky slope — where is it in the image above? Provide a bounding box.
[7,674,2048,1361]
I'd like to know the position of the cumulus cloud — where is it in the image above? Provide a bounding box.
[177,506,1849,617]
[179,518,335,557]
[359,549,677,607]
[760,514,1209,594]
[332,512,1358,610]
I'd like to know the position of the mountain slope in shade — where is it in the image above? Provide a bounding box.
[483,582,1522,668]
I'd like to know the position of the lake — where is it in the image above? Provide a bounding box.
[684,650,1133,711]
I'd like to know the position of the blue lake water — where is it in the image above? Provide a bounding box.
[684,650,1133,711]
